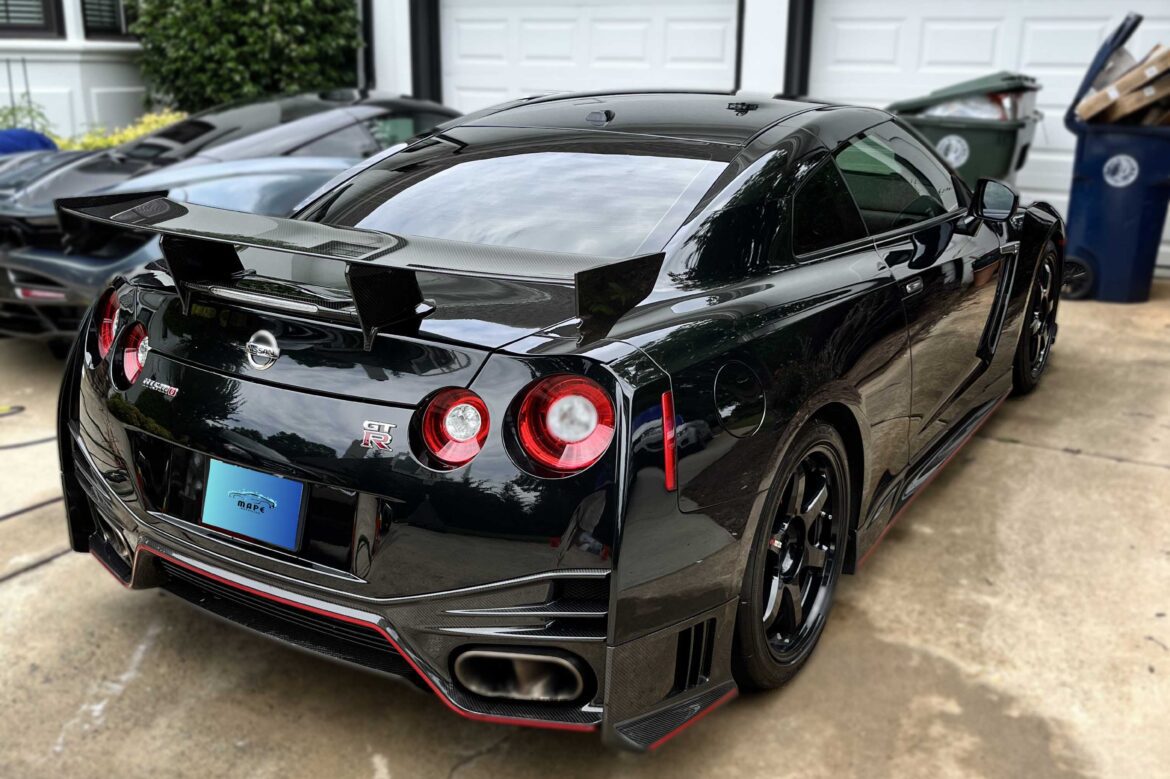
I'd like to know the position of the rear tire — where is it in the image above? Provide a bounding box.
[731,421,850,690]
[1012,243,1059,396]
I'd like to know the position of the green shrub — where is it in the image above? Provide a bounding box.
[129,0,361,113]
[0,97,51,134]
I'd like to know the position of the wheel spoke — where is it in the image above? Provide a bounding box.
[762,572,782,627]
[781,580,803,631]
[784,466,806,518]
[800,473,829,521]
[805,539,827,570]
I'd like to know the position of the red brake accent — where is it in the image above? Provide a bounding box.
[96,288,120,359]
[661,391,677,491]
[516,375,614,473]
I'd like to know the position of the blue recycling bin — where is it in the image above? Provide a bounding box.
[1064,13,1170,302]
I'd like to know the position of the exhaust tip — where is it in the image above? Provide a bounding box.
[453,649,586,703]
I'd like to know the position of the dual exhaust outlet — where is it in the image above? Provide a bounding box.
[453,649,586,703]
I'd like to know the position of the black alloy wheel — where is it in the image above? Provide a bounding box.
[1013,245,1059,395]
[733,421,849,689]
[1060,257,1093,300]
[1026,253,1057,379]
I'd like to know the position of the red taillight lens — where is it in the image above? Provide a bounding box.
[661,390,677,491]
[517,375,615,473]
[421,388,490,467]
[96,288,120,358]
[121,323,149,384]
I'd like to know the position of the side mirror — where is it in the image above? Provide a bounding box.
[971,178,1018,222]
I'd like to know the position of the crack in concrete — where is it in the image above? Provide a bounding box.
[0,435,56,450]
[979,434,1170,471]
[0,548,69,584]
[446,732,514,779]
[0,495,63,523]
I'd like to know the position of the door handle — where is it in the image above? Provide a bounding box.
[904,278,924,295]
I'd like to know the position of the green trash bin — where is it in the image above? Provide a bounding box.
[887,72,1042,187]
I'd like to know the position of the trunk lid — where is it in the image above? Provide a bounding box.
[139,270,577,406]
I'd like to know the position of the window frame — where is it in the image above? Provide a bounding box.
[0,0,66,38]
[789,151,874,263]
[82,0,134,40]
[833,122,965,242]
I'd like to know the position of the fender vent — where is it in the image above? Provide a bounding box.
[673,618,715,692]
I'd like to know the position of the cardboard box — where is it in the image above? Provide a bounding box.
[1100,72,1170,122]
[1076,45,1170,120]
[1140,103,1170,126]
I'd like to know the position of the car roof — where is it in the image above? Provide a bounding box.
[461,91,828,146]
[122,91,459,164]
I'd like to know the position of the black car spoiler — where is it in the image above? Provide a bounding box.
[56,192,662,349]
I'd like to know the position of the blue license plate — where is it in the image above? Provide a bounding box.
[201,459,306,551]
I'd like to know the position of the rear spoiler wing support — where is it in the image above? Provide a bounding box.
[55,193,662,350]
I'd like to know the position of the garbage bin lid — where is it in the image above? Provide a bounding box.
[1064,12,1144,134]
[887,71,1040,114]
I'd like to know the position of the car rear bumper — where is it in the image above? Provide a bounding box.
[58,306,744,749]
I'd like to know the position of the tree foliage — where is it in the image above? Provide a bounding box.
[129,0,361,112]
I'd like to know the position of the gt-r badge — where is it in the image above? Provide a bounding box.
[245,330,280,370]
[361,420,395,451]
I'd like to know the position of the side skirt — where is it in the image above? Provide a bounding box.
[857,393,1008,568]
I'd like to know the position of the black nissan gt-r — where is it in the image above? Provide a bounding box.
[55,91,1063,750]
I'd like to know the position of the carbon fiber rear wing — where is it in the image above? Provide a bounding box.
[56,193,662,349]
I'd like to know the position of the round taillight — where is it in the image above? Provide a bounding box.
[517,375,614,473]
[122,323,149,384]
[421,388,490,467]
[96,288,120,358]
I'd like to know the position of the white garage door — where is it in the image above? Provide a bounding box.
[808,1,1170,271]
[440,0,739,113]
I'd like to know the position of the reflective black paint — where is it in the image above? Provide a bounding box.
[56,92,1064,750]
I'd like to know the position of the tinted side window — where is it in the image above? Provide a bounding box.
[792,157,868,255]
[365,115,421,149]
[836,126,959,235]
[291,123,376,158]
[364,111,456,148]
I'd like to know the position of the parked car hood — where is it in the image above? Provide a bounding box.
[0,149,149,215]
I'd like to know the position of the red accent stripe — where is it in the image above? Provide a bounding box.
[857,394,1007,569]
[15,286,67,301]
[661,391,677,492]
[647,688,738,751]
[94,543,596,733]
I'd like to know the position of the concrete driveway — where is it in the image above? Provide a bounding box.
[2,285,1168,779]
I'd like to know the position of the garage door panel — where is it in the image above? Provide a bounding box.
[590,19,651,66]
[519,20,580,64]
[809,1,1170,271]
[919,19,1001,70]
[442,0,737,111]
[664,19,733,68]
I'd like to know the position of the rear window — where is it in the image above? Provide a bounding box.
[307,146,726,258]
